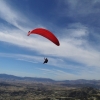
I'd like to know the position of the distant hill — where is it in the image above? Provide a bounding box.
[0,74,55,82]
[61,79,100,84]
[0,74,100,88]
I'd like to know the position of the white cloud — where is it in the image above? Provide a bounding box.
[37,68,79,80]
[37,67,100,80]
[64,0,100,16]
[0,0,34,32]
[0,52,42,63]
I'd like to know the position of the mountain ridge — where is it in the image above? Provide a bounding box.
[0,73,100,83]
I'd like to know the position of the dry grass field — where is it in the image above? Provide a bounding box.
[0,81,100,100]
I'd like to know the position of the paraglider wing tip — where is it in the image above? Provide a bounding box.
[56,41,60,46]
[27,31,30,36]
[58,43,60,46]
[57,44,60,46]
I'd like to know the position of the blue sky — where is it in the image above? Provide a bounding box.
[0,0,100,80]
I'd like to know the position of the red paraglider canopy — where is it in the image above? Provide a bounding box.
[27,28,60,46]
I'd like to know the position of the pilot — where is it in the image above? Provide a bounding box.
[43,58,48,64]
